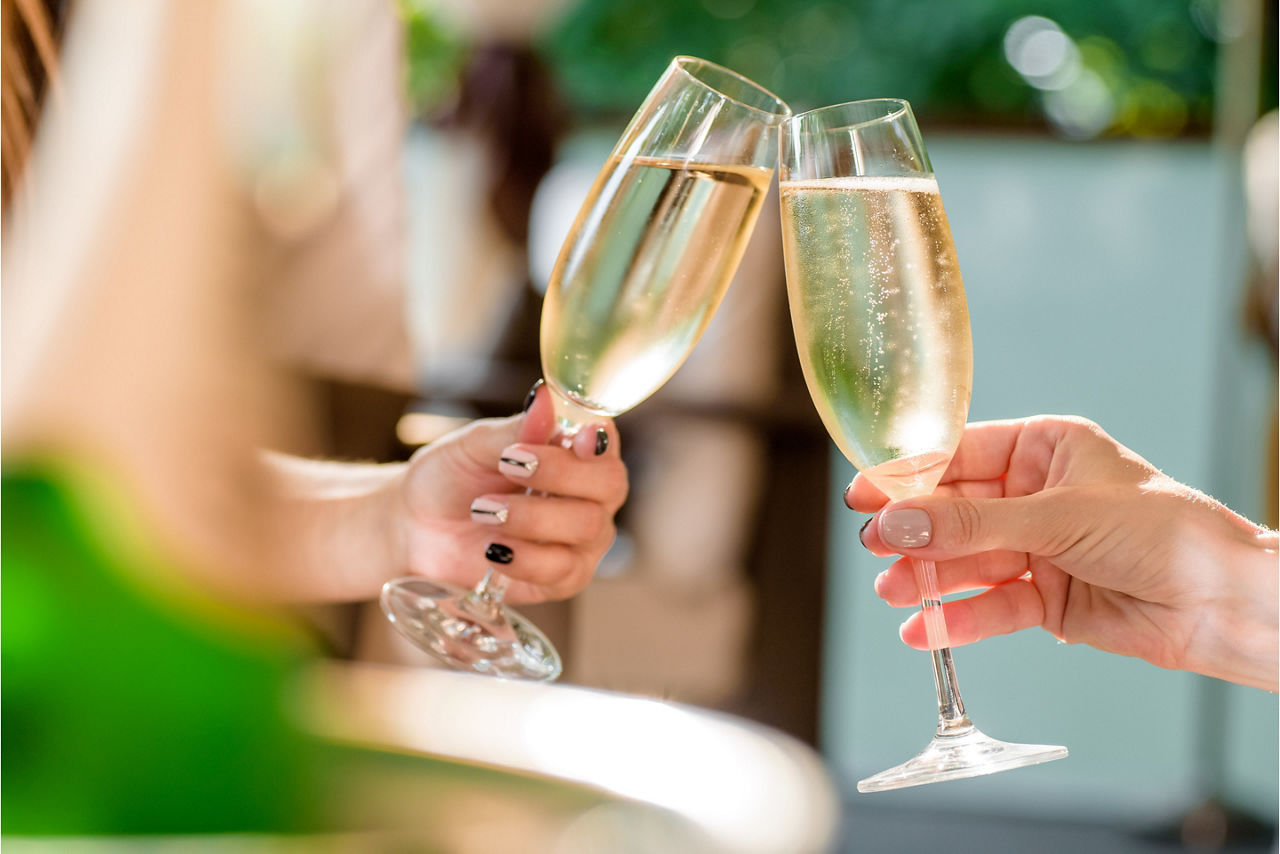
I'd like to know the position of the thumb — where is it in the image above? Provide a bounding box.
[864,491,1094,560]
[515,380,556,445]
[441,381,553,470]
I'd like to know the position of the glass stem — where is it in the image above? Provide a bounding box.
[472,570,509,605]
[912,557,973,737]
[466,383,595,613]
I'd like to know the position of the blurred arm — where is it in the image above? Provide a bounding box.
[260,452,408,603]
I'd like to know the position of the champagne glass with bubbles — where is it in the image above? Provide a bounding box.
[381,57,790,681]
[779,99,1067,790]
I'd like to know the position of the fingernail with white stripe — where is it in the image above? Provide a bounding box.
[499,446,539,479]
[470,497,509,525]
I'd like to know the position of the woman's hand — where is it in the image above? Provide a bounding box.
[394,382,627,604]
[846,416,1278,691]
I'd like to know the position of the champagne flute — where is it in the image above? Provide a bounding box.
[778,99,1067,790]
[382,57,790,681]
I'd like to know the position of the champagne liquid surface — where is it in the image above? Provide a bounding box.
[780,175,972,499]
[541,155,772,415]
[859,450,954,503]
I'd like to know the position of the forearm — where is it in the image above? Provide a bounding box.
[1189,525,1279,692]
[260,452,408,603]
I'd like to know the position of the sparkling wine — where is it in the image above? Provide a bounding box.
[858,450,954,502]
[541,155,773,415]
[780,175,972,499]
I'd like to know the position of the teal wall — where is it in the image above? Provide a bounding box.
[820,137,1277,820]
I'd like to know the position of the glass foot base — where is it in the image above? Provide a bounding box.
[380,577,561,681]
[857,726,1067,793]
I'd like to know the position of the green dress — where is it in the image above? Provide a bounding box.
[2,463,322,835]
[2,462,636,847]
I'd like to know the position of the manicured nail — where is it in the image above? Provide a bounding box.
[499,446,539,478]
[470,497,509,525]
[485,543,514,564]
[858,516,874,549]
[873,569,889,595]
[844,481,856,504]
[594,428,609,456]
[881,508,932,549]
[522,379,544,414]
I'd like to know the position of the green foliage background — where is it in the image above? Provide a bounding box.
[545,0,1229,131]
[402,0,1276,136]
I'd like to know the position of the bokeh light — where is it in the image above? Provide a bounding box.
[1003,16,1081,91]
[1043,70,1116,138]
[532,0,1246,139]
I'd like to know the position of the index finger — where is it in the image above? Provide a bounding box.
[844,465,1010,513]
[845,418,1044,512]
[842,422,1026,511]
[939,419,1031,484]
[499,442,628,508]
[844,472,890,512]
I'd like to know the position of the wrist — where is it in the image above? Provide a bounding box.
[372,463,411,589]
[328,462,409,599]
[265,455,408,602]
[1190,527,1278,692]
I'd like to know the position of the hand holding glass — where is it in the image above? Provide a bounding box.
[778,99,1067,790]
[381,57,790,680]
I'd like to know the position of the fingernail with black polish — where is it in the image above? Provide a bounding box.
[594,428,609,456]
[522,379,544,414]
[485,543,514,564]
[858,516,874,549]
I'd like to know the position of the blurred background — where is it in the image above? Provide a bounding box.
[3,0,1275,850]
[387,0,1278,850]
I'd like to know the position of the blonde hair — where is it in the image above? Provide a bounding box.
[2,0,61,208]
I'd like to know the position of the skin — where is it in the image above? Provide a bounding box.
[3,4,628,610]
[846,415,1279,692]
[267,383,628,606]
